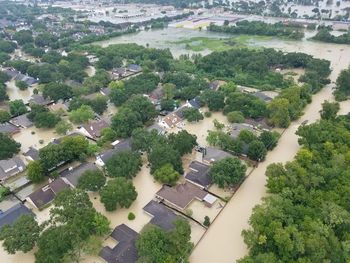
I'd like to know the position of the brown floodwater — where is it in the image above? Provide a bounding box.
[6,80,34,104]
[190,38,350,263]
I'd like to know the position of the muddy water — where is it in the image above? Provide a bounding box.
[6,80,34,104]
[190,39,350,263]
[85,65,96,77]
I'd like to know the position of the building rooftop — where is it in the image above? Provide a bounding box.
[0,157,26,181]
[0,203,34,229]
[0,123,20,135]
[203,147,233,164]
[80,120,109,139]
[99,224,139,263]
[187,97,202,109]
[97,139,132,165]
[28,94,52,106]
[143,200,180,231]
[61,162,99,187]
[156,182,216,210]
[185,161,212,189]
[10,113,33,128]
[230,123,256,139]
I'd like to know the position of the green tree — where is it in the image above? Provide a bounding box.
[259,131,280,150]
[100,178,137,211]
[320,100,340,120]
[55,120,73,135]
[15,80,28,90]
[209,157,246,188]
[0,133,21,159]
[153,163,180,185]
[77,170,106,192]
[200,90,225,111]
[183,107,204,122]
[267,98,291,128]
[247,140,267,161]
[105,151,142,179]
[123,95,157,124]
[9,99,27,116]
[69,105,94,124]
[203,216,211,227]
[111,107,143,138]
[27,160,45,183]
[168,130,197,156]
[0,215,40,254]
[42,83,73,101]
[148,143,183,174]
[0,110,11,123]
[227,111,245,123]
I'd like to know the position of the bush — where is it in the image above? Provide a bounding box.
[203,216,211,227]
[128,212,136,220]
[227,111,245,123]
[204,111,212,118]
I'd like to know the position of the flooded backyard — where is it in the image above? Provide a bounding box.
[6,80,34,104]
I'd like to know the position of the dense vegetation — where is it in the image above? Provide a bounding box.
[209,21,304,40]
[312,28,350,45]
[239,107,350,263]
[334,66,350,101]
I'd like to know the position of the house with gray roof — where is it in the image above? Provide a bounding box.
[202,147,233,164]
[185,161,212,189]
[127,64,142,72]
[23,147,39,162]
[0,157,26,182]
[0,203,34,229]
[187,96,202,110]
[143,200,180,231]
[77,119,109,140]
[99,224,139,263]
[0,123,20,135]
[28,94,53,106]
[10,113,33,128]
[14,73,38,86]
[96,139,131,167]
[230,123,257,139]
[61,162,99,188]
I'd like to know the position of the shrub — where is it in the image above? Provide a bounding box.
[128,212,136,220]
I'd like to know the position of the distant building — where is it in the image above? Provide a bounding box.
[0,203,34,230]
[99,224,139,263]
[100,87,112,96]
[208,80,226,91]
[0,157,26,182]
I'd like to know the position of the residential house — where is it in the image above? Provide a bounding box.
[0,123,20,135]
[23,147,39,162]
[48,102,68,113]
[111,67,128,80]
[61,162,99,188]
[202,147,233,164]
[26,178,70,209]
[237,85,259,94]
[28,94,53,106]
[155,182,217,211]
[186,96,202,110]
[0,203,34,229]
[159,106,187,129]
[184,161,212,189]
[0,157,26,182]
[9,113,33,128]
[77,120,109,140]
[148,85,164,105]
[14,73,38,86]
[86,55,99,64]
[230,123,257,139]
[127,64,142,72]
[100,87,112,96]
[143,200,180,231]
[96,139,132,167]
[99,224,139,263]
[208,80,226,91]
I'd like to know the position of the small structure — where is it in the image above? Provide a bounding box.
[230,123,256,139]
[208,80,226,91]
[127,64,142,73]
[156,182,217,211]
[143,200,180,231]
[185,161,211,189]
[99,224,139,263]
[96,139,132,167]
[0,123,20,135]
[23,147,40,161]
[202,147,232,164]
[159,107,187,129]
[77,120,109,140]
[0,157,26,182]
[100,87,112,96]
[237,85,259,94]
[61,162,99,188]
[48,102,68,113]
[26,178,70,209]
[9,113,33,128]
[28,94,53,106]
[0,203,34,229]
[186,96,202,110]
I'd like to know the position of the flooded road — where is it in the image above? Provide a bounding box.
[190,38,350,263]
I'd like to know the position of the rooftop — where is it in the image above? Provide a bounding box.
[0,123,20,135]
[185,161,212,189]
[0,157,26,181]
[143,200,180,231]
[99,224,139,263]
[230,123,256,139]
[28,94,52,106]
[156,182,216,210]
[80,120,109,139]
[61,162,99,187]
[10,113,33,128]
[0,203,34,229]
[203,147,233,164]
[97,139,132,165]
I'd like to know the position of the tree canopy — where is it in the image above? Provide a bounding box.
[105,151,142,179]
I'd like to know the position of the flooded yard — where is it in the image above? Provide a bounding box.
[6,80,34,104]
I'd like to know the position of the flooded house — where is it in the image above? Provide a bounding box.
[0,122,20,135]
[0,203,34,229]
[28,94,53,106]
[230,123,257,139]
[155,182,217,212]
[184,161,212,189]
[253,91,278,103]
[48,102,69,113]
[100,87,112,96]
[96,139,132,167]
[127,64,142,73]
[202,147,233,164]
[148,85,164,105]
[186,96,202,110]
[77,119,109,140]
[99,224,139,263]
[143,200,181,231]
[23,147,39,162]
[159,106,187,129]
[111,67,128,80]
[60,162,99,188]
[0,156,26,182]
[9,113,33,128]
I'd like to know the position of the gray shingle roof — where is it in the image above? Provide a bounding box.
[203,147,233,164]
[23,147,39,161]
[98,139,131,164]
[0,123,20,134]
[61,162,99,187]
[10,113,33,128]
[0,203,34,229]
[185,161,212,188]
[0,157,26,181]
[143,200,179,231]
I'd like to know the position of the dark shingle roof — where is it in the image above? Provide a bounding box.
[0,123,20,134]
[143,200,179,231]
[10,113,33,128]
[99,224,138,263]
[61,162,99,187]
[99,139,131,164]
[188,97,202,109]
[23,147,39,161]
[185,161,212,188]
[0,203,34,229]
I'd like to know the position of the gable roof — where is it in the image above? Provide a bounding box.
[203,147,233,164]
[28,94,52,106]
[185,161,212,188]
[61,162,99,187]
[187,97,202,109]
[98,139,132,164]
[81,120,109,139]
[10,113,33,128]
[0,203,34,229]
[143,200,180,231]
[0,157,26,181]
[0,123,20,134]
[99,224,139,263]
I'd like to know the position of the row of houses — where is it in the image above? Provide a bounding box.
[2,68,38,87]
